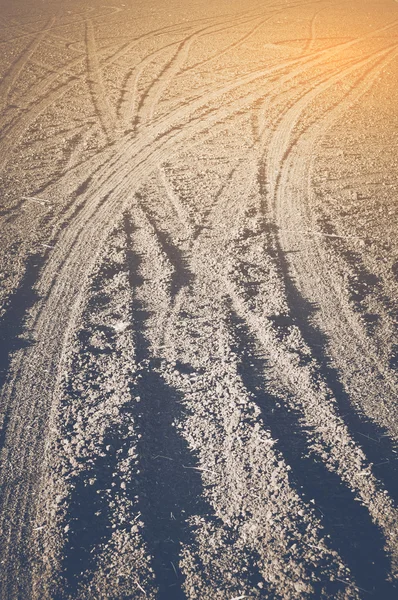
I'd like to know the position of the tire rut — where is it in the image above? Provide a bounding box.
[269,42,398,438]
[0,16,55,112]
[268,215,398,506]
[85,19,116,143]
[228,304,396,597]
[124,213,213,600]
[136,196,194,298]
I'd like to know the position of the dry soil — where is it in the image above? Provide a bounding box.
[0,0,398,598]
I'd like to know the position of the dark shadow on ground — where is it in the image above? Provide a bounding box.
[60,213,212,600]
[262,216,398,509]
[0,252,44,450]
[228,305,397,598]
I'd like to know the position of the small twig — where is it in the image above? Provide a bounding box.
[170,561,178,579]
[40,243,55,249]
[357,432,379,443]
[22,196,51,205]
[279,228,365,241]
[152,455,174,461]
[373,458,398,466]
[335,577,373,595]
[230,595,247,600]
[135,581,147,596]
[182,465,217,475]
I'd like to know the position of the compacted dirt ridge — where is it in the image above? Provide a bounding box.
[0,0,398,598]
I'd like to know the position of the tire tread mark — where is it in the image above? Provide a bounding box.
[85,19,116,143]
[268,43,398,394]
[131,13,268,128]
[271,45,398,440]
[0,17,56,112]
[40,16,398,200]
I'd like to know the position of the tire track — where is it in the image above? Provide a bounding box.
[158,167,196,235]
[62,124,95,172]
[137,31,207,127]
[267,42,398,434]
[138,4,315,125]
[266,46,398,504]
[227,306,393,596]
[267,44,398,191]
[302,3,328,55]
[28,27,398,316]
[136,199,194,299]
[85,19,116,143]
[179,0,324,76]
[0,20,211,172]
[140,224,354,597]
[39,15,397,204]
[117,4,282,129]
[91,15,398,197]
[121,10,273,130]
[0,17,55,112]
[31,37,398,318]
[118,39,187,131]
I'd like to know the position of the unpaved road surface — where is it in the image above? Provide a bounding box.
[1,0,398,598]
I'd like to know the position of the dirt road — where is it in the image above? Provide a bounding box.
[1,0,398,598]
